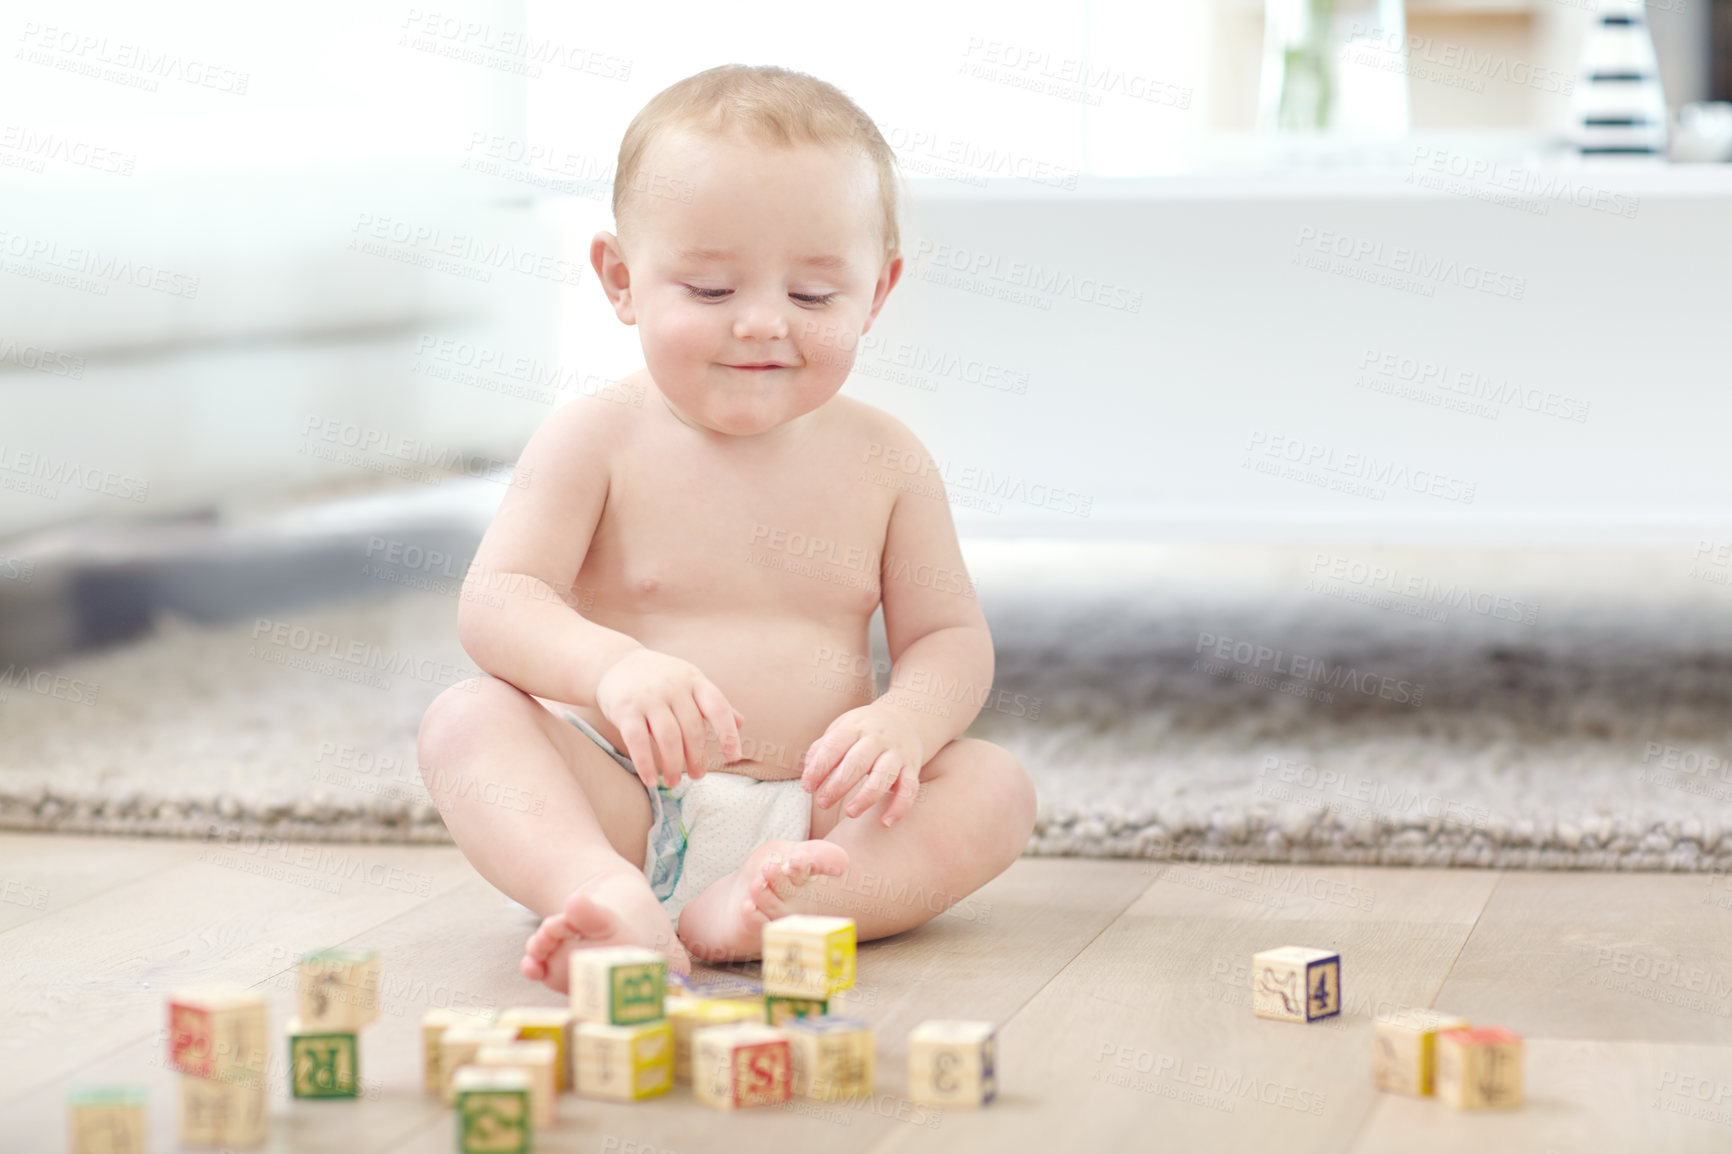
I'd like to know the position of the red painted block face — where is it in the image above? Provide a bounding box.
[732,1040,791,1106]
[169,1002,213,1077]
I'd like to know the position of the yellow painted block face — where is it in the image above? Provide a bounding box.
[497,1008,576,1092]
[762,916,857,998]
[576,1021,674,1101]
[1372,1011,1470,1096]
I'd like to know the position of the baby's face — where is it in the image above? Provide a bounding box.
[595,129,900,438]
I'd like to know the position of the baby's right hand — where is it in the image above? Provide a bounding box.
[594,649,744,789]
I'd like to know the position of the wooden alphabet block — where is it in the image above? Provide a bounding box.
[476,1040,559,1128]
[574,1019,674,1101]
[497,1007,576,1091]
[1372,1009,1470,1096]
[692,1023,792,1109]
[908,1020,996,1108]
[166,989,268,1080]
[287,1016,359,1099]
[788,1015,874,1101]
[420,1008,497,1094]
[1435,1026,1523,1110]
[67,1086,146,1154]
[179,1071,267,1149]
[453,1067,532,1154]
[569,946,665,1025]
[296,948,380,1029]
[668,997,762,1083]
[762,915,856,998]
[439,1026,520,1104]
[1251,947,1341,1023]
[765,993,829,1027]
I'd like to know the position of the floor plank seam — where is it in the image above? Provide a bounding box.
[1431,869,1505,1009]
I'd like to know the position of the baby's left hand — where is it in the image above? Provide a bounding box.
[801,704,925,826]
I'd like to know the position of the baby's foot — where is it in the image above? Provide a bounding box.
[521,866,691,993]
[676,839,849,963]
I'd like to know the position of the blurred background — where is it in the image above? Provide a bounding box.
[3,0,1731,869]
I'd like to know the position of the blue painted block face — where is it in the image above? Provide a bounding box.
[791,1015,870,1035]
[981,1036,998,1103]
[1305,957,1342,1021]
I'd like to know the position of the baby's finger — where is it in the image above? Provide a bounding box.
[816,741,879,810]
[844,752,901,819]
[615,715,660,790]
[883,770,921,826]
[801,731,842,792]
[671,696,708,781]
[646,708,686,788]
[693,685,741,766]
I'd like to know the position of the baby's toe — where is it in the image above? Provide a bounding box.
[804,840,849,877]
[525,913,569,961]
[562,889,621,940]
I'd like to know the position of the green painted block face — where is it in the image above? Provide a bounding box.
[456,1089,530,1154]
[612,962,664,1024]
[765,995,828,1026]
[290,1032,358,1098]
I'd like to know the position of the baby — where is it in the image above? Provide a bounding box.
[418,63,1037,991]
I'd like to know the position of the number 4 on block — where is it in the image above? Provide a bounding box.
[1251,947,1341,1023]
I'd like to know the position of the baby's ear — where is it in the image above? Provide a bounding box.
[589,232,637,324]
[863,251,904,328]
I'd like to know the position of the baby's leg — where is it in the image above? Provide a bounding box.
[675,738,1035,959]
[417,676,689,989]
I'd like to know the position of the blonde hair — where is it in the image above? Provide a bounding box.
[613,64,902,257]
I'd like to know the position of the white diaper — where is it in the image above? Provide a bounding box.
[661,770,814,923]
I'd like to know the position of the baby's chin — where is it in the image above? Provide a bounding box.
[675,383,835,436]
[677,398,804,438]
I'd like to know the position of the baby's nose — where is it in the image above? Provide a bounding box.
[732,303,789,340]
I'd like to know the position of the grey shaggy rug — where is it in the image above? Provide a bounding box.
[3,541,1731,871]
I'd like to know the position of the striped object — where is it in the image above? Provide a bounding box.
[1568,0,1668,158]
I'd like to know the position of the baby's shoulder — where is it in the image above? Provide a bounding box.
[823,394,926,455]
[528,372,647,452]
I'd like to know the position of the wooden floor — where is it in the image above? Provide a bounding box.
[6,834,1732,1152]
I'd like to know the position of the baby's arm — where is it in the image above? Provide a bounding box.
[457,401,637,706]
[801,415,995,823]
[457,402,740,786]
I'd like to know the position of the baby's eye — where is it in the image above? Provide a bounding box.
[791,292,837,306]
[684,285,730,300]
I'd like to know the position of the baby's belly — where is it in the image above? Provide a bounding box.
[564,614,876,782]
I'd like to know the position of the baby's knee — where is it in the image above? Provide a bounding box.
[417,675,529,769]
[946,739,1037,844]
[991,746,1038,843]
